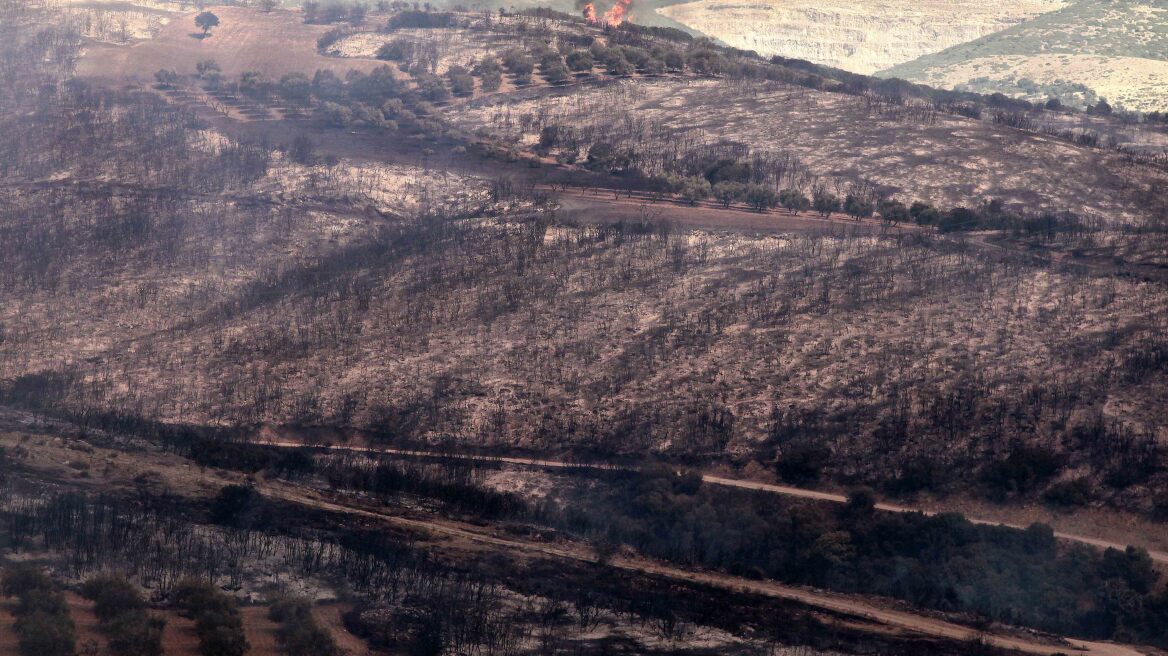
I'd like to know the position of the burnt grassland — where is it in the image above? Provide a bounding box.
[1,5,1168,654]
[4,166,1166,515]
[1,9,1167,515]
[1,420,1166,652]
[1,425,1025,656]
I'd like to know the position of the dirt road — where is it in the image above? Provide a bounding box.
[553,186,913,235]
[264,482,1150,656]
[260,440,1168,566]
[0,422,1150,656]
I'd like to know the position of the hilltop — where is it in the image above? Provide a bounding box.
[881,0,1168,110]
[655,0,1068,74]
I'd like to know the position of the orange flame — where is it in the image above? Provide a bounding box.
[582,1,596,21]
[602,0,631,25]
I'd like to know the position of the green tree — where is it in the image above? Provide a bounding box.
[642,57,666,75]
[565,50,593,72]
[106,613,165,656]
[480,68,502,91]
[446,65,474,96]
[414,73,451,103]
[909,200,939,225]
[712,181,744,208]
[745,184,777,212]
[678,176,711,205]
[812,188,840,216]
[196,59,219,78]
[82,576,145,624]
[376,39,412,61]
[540,60,571,85]
[606,55,634,77]
[778,188,809,214]
[278,72,312,105]
[877,198,909,225]
[195,11,220,36]
[153,69,179,88]
[843,193,873,220]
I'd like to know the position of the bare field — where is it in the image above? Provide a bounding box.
[900,53,1168,112]
[881,0,1168,110]
[77,6,387,81]
[67,4,173,43]
[313,603,373,656]
[66,592,110,653]
[331,25,531,75]
[657,0,1066,73]
[240,605,282,655]
[158,611,202,656]
[0,600,18,655]
[556,190,908,234]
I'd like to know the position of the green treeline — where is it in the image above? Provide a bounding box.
[553,470,1168,645]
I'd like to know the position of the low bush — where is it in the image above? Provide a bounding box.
[2,565,76,656]
[172,580,249,656]
[268,595,339,656]
[81,574,164,656]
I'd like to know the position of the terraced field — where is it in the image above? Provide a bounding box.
[882,0,1168,110]
[656,0,1067,73]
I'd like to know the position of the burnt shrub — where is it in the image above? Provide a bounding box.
[269,595,339,656]
[980,443,1063,499]
[776,442,832,484]
[387,10,454,29]
[209,484,265,529]
[1042,478,1093,508]
[82,575,146,623]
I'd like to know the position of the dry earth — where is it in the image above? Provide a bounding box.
[240,604,281,655]
[314,602,375,656]
[881,0,1168,110]
[0,599,18,655]
[902,54,1168,112]
[77,6,388,81]
[66,591,110,654]
[159,611,202,656]
[656,0,1067,73]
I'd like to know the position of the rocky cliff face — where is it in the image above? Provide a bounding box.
[657,0,1067,74]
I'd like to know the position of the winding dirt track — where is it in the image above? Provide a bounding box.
[264,481,1150,656]
[552,186,913,235]
[260,440,1168,566]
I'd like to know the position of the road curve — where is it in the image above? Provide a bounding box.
[260,440,1168,565]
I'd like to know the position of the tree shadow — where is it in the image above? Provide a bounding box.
[190,32,211,40]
